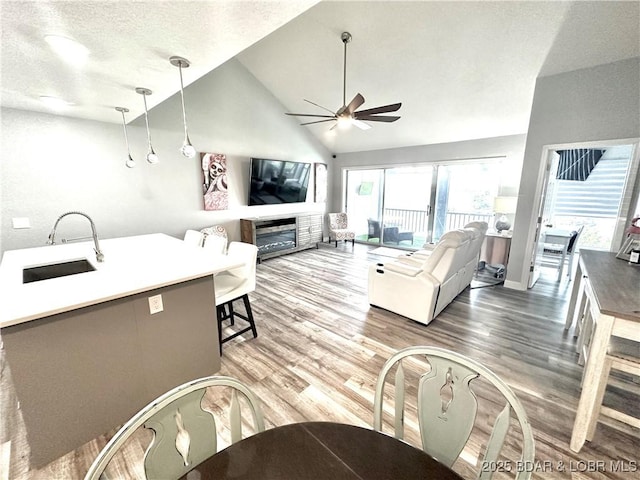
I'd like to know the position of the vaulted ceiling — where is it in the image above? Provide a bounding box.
[2,1,638,154]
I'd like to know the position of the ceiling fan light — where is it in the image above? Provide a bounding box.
[44,35,89,65]
[337,116,352,129]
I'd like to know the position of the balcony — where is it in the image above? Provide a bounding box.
[357,209,494,248]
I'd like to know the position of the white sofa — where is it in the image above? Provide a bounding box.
[368,222,487,325]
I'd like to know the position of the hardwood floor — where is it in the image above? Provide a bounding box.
[2,243,638,479]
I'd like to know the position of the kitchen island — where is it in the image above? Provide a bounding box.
[0,233,242,467]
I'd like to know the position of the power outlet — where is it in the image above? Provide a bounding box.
[148,294,163,314]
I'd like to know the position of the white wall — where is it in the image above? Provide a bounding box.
[507,57,640,290]
[0,58,332,254]
[329,134,526,214]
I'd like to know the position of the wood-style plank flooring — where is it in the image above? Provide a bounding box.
[2,243,639,479]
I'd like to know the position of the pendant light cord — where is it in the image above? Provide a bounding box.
[142,94,153,149]
[119,110,132,155]
[178,63,189,138]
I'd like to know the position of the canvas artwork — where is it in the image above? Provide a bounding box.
[314,163,327,203]
[201,152,229,211]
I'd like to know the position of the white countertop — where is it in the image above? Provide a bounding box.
[0,233,243,328]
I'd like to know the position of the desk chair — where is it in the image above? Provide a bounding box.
[373,346,535,480]
[215,242,258,353]
[84,376,265,480]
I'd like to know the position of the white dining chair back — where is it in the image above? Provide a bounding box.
[84,376,265,480]
[201,225,228,255]
[215,242,258,302]
[183,229,204,247]
[373,346,534,479]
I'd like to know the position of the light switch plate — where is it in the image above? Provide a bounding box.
[12,217,31,229]
[148,294,163,314]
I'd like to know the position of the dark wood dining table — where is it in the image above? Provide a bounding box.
[179,421,464,479]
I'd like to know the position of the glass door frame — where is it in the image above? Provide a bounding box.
[344,164,435,250]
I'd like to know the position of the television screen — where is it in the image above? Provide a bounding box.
[249,158,311,205]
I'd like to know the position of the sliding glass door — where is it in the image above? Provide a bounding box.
[345,167,432,248]
[345,159,504,248]
[432,163,500,241]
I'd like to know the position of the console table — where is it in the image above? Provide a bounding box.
[241,213,322,261]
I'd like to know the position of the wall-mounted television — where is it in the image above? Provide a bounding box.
[249,158,311,205]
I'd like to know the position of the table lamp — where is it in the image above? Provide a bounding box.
[493,196,517,233]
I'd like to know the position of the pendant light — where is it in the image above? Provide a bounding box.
[169,56,196,158]
[135,87,159,164]
[115,107,135,168]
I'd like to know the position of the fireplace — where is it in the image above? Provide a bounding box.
[253,218,297,255]
[256,230,296,254]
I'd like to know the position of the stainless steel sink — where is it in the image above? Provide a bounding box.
[23,259,96,283]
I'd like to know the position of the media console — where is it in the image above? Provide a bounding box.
[240,213,323,261]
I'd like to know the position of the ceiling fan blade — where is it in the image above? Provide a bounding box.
[355,102,402,116]
[300,119,337,126]
[345,93,365,115]
[304,99,336,115]
[352,119,371,130]
[286,113,335,118]
[355,115,400,123]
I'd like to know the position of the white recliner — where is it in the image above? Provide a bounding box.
[368,230,470,325]
[458,221,488,293]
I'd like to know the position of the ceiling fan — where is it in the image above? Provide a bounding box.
[285,31,401,130]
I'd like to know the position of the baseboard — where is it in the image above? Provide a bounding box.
[504,279,527,291]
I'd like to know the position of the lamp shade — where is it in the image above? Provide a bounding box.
[493,196,517,214]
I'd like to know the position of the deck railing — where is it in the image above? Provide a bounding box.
[382,208,493,234]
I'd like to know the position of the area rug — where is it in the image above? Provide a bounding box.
[368,247,407,258]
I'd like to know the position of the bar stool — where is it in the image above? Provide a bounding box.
[214,242,258,353]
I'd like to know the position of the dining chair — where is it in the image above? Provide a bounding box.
[542,225,584,278]
[215,241,259,353]
[84,375,265,480]
[200,225,228,255]
[183,229,205,247]
[373,346,535,480]
[327,212,355,247]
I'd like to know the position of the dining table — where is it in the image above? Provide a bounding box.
[178,421,464,479]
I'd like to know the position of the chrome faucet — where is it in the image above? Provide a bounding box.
[47,211,104,262]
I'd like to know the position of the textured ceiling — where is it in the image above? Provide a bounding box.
[1,1,639,154]
[0,0,319,123]
[238,1,639,153]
